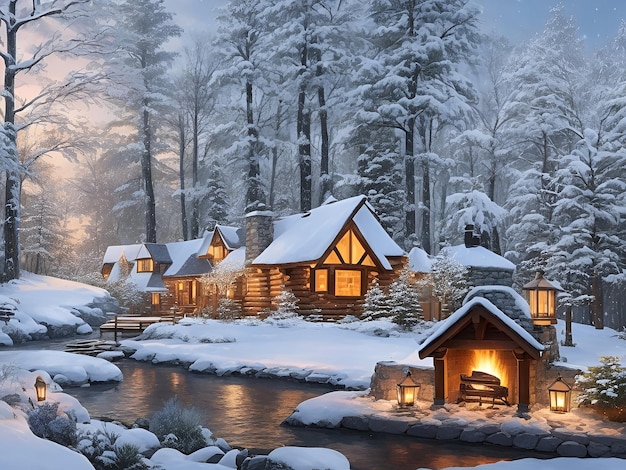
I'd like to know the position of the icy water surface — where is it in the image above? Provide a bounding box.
[64,358,551,470]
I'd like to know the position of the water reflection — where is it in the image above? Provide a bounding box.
[65,360,552,470]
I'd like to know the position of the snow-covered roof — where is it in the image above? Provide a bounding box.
[215,225,245,250]
[216,246,246,273]
[139,243,172,264]
[408,247,432,273]
[441,244,515,271]
[102,244,142,264]
[464,285,532,319]
[196,230,215,257]
[252,195,404,269]
[418,297,544,358]
[164,238,211,277]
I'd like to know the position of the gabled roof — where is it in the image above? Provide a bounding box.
[164,238,211,277]
[138,243,172,264]
[102,244,142,264]
[216,225,245,250]
[418,297,544,360]
[252,195,404,269]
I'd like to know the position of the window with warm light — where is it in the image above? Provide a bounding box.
[151,293,160,306]
[335,270,361,296]
[137,258,154,272]
[314,269,328,292]
[208,243,227,263]
[325,229,375,266]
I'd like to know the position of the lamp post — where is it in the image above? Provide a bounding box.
[396,371,420,407]
[522,271,562,326]
[548,375,572,413]
[34,376,47,402]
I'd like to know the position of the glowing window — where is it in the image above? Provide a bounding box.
[335,270,361,297]
[137,258,154,272]
[315,269,328,292]
[208,243,227,263]
[323,229,374,266]
[151,293,160,306]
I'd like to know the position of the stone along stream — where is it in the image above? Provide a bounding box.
[63,359,550,470]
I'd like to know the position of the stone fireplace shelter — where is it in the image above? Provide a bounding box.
[418,297,545,413]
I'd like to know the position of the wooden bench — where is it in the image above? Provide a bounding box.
[0,306,15,324]
[100,315,177,341]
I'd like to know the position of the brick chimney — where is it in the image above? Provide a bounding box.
[245,209,274,265]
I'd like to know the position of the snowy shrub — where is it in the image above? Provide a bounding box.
[149,397,207,454]
[576,356,626,409]
[77,425,125,470]
[216,298,241,321]
[268,286,300,322]
[27,402,77,447]
[108,444,149,470]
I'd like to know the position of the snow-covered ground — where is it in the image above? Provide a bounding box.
[1,275,626,469]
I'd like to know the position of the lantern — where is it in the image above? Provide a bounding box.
[522,271,562,326]
[396,371,420,407]
[34,376,47,402]
[548,375,572,413]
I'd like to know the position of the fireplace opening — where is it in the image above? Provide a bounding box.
[459,370,510,407]
[445,349,519,406]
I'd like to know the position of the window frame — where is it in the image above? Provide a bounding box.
[137,258,154,273]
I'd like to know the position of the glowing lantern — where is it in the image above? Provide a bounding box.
[396,371,420,407]
[548,375,572,413]
[34,376,47,402]
[522,271,562,325]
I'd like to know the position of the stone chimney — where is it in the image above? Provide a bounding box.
[245,209,274,265]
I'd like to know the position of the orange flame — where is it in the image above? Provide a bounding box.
[471,350,509,389]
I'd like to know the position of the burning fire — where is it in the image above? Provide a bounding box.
[471,350,509,389]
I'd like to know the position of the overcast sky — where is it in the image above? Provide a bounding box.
[165,0,626,52]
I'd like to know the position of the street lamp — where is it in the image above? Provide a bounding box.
[396,371,420,407]
[34,376,47,402]
[548,375,572,413]
[522,271,562,326]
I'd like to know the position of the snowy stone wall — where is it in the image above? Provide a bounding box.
[467,266,513,288]
[244,211,274,265]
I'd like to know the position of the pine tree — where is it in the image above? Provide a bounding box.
[387,268,423,330]
[361,278,390,321]
[430,250,470,317]
[270,285,300,321]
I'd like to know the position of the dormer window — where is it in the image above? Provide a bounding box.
[208,243,227,263]
[137,258,154,273]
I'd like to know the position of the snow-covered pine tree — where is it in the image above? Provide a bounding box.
[430,250,470,318]
[21,192,63,275]
[355,127,404,245]
[271,285,300,321]
[387,267,423,330]
[360,0,481,252]
[443,180,507,252]
[361,278,390,321]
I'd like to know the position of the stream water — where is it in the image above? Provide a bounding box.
[62,359,551,470]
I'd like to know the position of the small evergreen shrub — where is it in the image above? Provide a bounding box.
[576,356,626,409]
[27,402,77,447]
[110,444,149,470]
[149,397,207,454]
[267,286,300,324]
[216,298,241,321]
[361,278,390,321]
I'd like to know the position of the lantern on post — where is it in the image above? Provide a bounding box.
[34,376,47,402]
[548,375,572,413]
[396,371,420,407]
[522,271,563,326]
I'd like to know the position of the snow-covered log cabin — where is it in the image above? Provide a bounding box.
[101,195,406,319]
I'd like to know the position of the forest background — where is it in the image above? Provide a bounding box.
[3,0,625,327]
